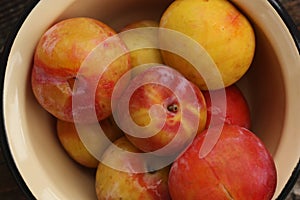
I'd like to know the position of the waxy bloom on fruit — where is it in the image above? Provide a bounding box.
[115,65,206,156]
[168,125,277,200]
[32,17,131,123]
[203,84,251,129]
[95,137,171,200]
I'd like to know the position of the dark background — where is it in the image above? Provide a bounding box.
[0,0,300,199]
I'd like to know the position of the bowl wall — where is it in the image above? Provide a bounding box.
[3,0,300,199]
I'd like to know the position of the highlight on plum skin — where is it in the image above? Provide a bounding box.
[168,125,277,200]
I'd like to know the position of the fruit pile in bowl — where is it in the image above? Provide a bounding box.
[2,0,300,199]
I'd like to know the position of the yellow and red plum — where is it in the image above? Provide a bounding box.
[32,17,131,123]
[95,137,171,200]
[159,0,255,90]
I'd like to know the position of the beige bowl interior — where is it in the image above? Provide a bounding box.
[3,0,300,199]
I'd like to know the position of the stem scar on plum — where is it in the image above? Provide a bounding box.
[167,103,179,113]
[67,77,77,90]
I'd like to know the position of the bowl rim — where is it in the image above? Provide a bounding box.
[0,1,39,199]
[267,0,300,199]
[0,0,299,199]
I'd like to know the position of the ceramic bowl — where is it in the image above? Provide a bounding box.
[1,0,300,199]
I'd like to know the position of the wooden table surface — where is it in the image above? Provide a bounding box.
[0,0,300,199]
